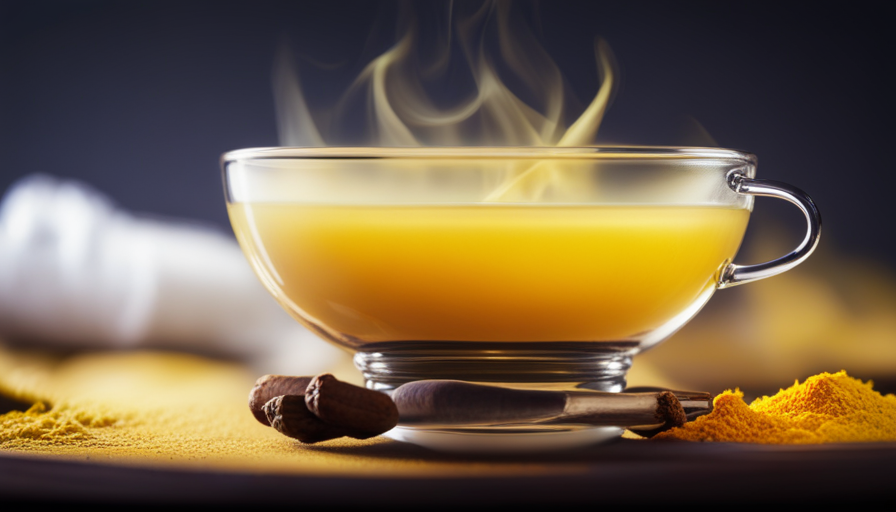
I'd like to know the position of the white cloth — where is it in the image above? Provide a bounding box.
[0,174,345,374]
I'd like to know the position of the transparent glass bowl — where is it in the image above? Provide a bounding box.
[223,147,820,392]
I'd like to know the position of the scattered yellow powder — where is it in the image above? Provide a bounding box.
[655,371,896,443]
[0,345,551,478]
[0,402,119,445]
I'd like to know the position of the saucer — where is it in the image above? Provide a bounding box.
[384,425,623,453]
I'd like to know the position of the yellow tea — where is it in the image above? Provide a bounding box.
[228,203,749,343]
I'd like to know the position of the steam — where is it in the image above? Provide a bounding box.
[273,1,616,149]
[273,46,324,148]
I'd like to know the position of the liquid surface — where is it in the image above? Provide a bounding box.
[228,203,749,344]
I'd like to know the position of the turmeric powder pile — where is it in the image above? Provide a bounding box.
[655,370,896,443]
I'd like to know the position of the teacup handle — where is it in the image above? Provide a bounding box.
[718,171,822,289]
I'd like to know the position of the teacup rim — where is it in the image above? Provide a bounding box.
[222,146,757,165]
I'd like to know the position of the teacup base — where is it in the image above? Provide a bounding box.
[353,341,637,392]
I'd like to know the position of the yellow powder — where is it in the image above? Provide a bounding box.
[655,371,896,443]
[0,402,119,445]
[0,345,565,478]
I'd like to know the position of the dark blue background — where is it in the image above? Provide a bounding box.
[1,1,893,264]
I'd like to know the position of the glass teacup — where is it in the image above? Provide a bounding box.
[223,147,820,393]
